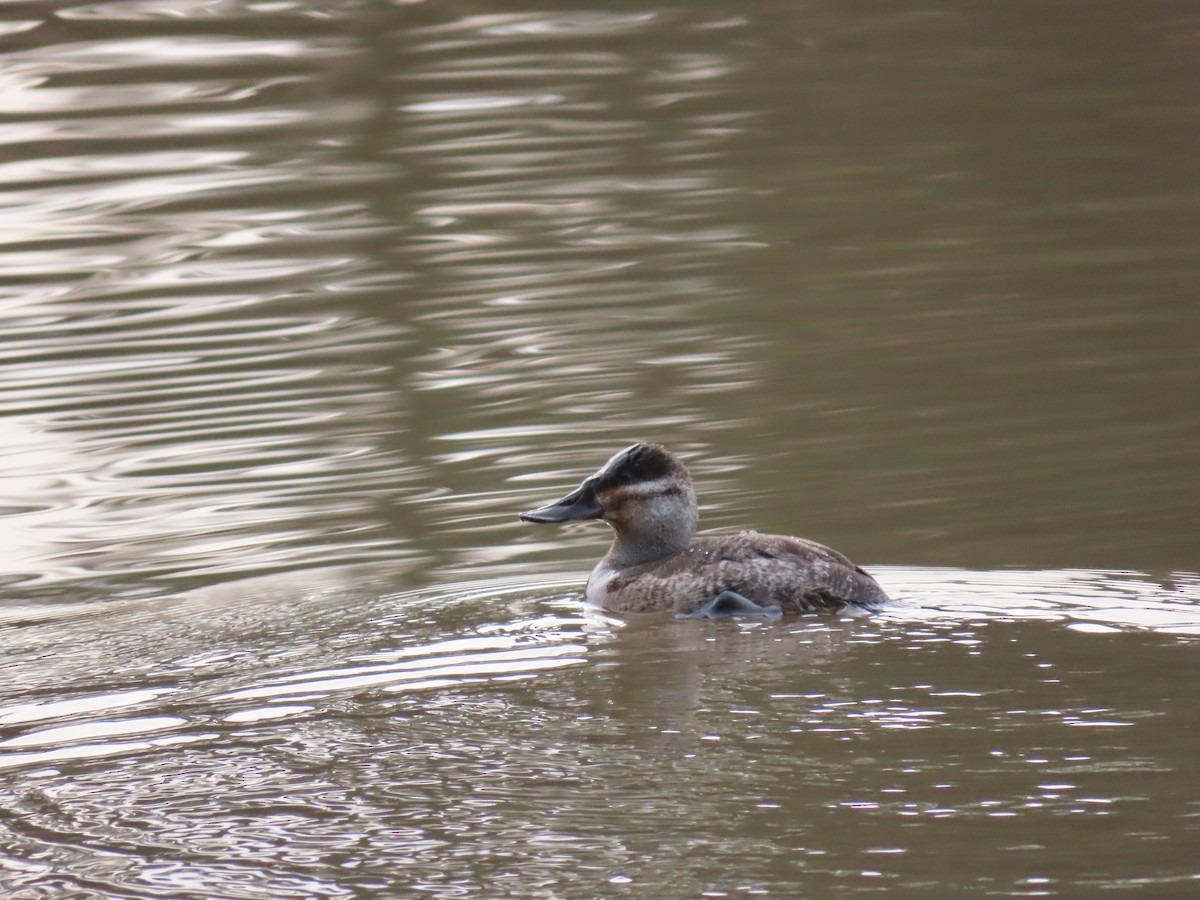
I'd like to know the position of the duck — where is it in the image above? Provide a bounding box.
[518,442,888,618]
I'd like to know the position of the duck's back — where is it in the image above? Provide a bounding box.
[595,531,888,615]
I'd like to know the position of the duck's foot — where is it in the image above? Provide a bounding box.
[676,590,783,620]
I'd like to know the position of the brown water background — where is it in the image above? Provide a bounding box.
[0,1,1197,897]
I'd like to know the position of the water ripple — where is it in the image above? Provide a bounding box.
[0,575,592,770]
[881,566,1200,635]
[0,1,1196,896]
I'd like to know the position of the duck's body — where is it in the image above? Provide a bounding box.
[519,443,888,618]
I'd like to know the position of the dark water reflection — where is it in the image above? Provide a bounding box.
[0,0,1197,897]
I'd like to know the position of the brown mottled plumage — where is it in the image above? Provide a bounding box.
[519,443,888,618]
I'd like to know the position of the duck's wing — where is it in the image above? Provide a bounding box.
[686,532,889,612]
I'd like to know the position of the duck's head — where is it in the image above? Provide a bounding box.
[519,443,699,564]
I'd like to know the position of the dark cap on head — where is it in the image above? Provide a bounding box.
[589,442,682,489]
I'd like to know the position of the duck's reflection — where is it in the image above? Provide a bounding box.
[579,614,864,735]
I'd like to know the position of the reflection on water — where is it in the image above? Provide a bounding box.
[0,569,1197,897]
[0,0,772,600]
[0,576,591,770]
[887,566,1200,635]
[4,566,1194,772]
[1,0,1198,896]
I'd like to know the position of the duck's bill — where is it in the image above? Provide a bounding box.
[518,488,602,523]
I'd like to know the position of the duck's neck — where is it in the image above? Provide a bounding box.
[605,499,698,568]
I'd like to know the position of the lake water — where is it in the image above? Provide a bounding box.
[1,1,1197,897]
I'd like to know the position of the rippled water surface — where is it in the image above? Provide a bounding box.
[1,1,1197,897]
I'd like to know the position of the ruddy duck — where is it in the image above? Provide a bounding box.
[519,443,888,618]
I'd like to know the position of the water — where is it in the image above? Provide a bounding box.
[1,1,1198,897]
